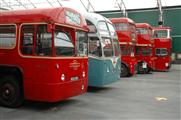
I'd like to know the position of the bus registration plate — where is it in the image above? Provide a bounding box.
[71,77,79,81]
[143,63,147,68]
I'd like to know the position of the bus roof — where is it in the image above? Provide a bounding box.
[136,23,152,30]
[0,7,87,29]
[84,12,112,26]
[110,17,135,24]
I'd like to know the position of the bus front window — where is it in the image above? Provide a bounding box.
[76,31,88,56]
[129,24,136,41]
[102,38,114,57]
[107,22,117,37]
[114,23,128,31]
[54,30,74,56]
[36,25,52,56]
[154,30,168,38]
[107,22,120,56]
[98,21,109,36]
[113,38,121,56]
[89,36,102,57]
[156,48,168,56]
[137,28,148,34]
[121,45,133,56]
[142,48,152,56]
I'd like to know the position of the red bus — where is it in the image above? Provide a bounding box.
[0,7,89,107]
[110,18,137,77]
[135,23,154,74]
[153,26,172,71]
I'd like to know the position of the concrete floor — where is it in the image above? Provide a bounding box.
[0,65,180,120]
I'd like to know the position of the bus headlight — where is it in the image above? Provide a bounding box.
[165,63,169,67]
[81,85,84,90]
[130,64,133,68]
[61,74,65,81]
[143,62,147,68]
[82,71,85,77]
[55,64,59,69]
[107,67,110,73]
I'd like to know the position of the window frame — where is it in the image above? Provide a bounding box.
[155,48,168,56]
[76,30,88,57]
[101,37,114,57]
[54,28,75,57]
[88,36,102,57]
[97,21,109,36]
[114,23,128,31]
[0,24,17,49]
[19,23,53,57]
[154,30,169,39]
[141,47,152,56]
[137,28,149,35]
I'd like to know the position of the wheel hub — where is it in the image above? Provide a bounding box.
[1,84,14,100]
[5,89,10,96]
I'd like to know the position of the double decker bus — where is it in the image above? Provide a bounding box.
[110,18,138,77]
[0,7,89,107]
[84,13,121,86]
[135,23,154,74]
[153,26,172,71]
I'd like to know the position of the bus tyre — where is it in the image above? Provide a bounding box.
[0,75,23,108]
[146,67,151,74]
[121,64,129,77]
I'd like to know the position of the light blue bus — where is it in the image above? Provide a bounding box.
[84,13,121,87]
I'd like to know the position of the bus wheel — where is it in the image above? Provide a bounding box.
[146,67,151,74]
[0,75,23,108]
[121,64,129,77]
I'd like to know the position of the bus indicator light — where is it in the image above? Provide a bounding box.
[61,74,65,81]
[82,71,85,77]
[55,64,60,69]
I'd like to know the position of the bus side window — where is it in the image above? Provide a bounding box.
[21,25,34,55]
[0,25,16,49]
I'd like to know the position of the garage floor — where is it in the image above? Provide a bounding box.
[0,65,180,120]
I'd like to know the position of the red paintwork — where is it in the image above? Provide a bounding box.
[0,8,88,102]
[153,26,172,71]
[110,18,137,75]
[135,23,154,70]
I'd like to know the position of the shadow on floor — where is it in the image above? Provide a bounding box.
[87,86,117,93]
[19,99,80,111]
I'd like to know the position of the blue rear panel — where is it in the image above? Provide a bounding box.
[88,57,121,87]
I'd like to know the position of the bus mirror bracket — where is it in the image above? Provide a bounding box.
[47,24,53,33]
[88,25,97,33]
